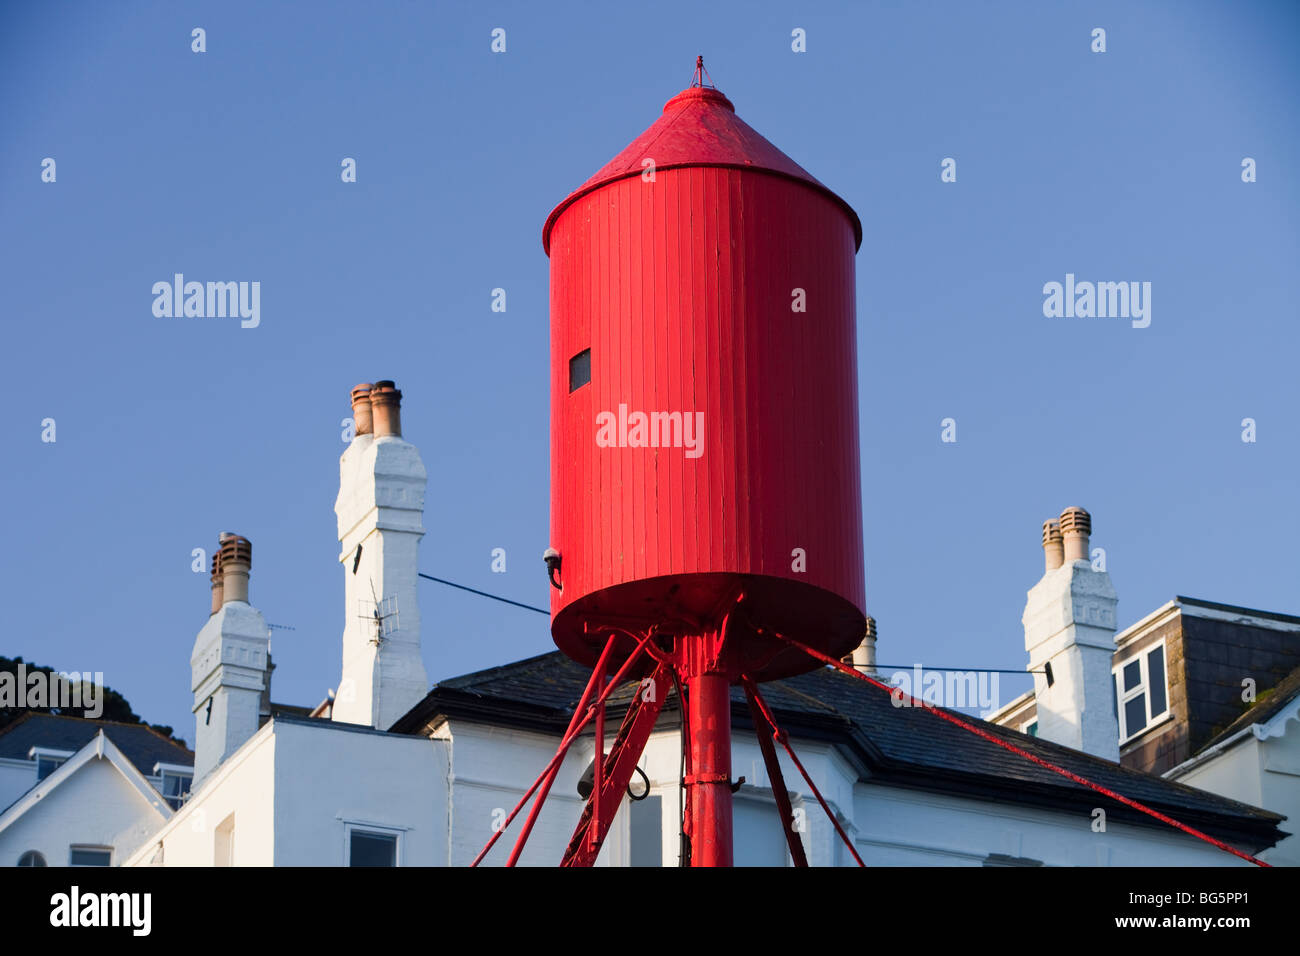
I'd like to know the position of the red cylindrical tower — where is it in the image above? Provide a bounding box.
[545,77,865,676]
[543,66,865,865]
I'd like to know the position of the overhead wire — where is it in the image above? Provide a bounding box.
[417,572,549,615]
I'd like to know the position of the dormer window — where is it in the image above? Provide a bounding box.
[1114,642,1169,742]
[28,747,73,781]
[153,762,195,811]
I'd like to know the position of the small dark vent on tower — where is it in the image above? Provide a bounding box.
[569,349,591,392]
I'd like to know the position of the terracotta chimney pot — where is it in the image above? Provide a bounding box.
[370,380,403,437]
[350,384,374,436]
[1042,519,1064,571]
[1059,507,1092,564]
[219,532,253,605]
[209,549,224,614]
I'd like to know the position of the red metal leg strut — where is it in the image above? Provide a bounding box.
[742,677,809,867]
[746,678,866,867]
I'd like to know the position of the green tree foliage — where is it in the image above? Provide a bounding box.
[0,655,183,745]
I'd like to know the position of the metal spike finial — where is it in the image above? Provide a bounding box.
[690,55,715,90]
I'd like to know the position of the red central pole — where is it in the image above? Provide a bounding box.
[683,631,733,867]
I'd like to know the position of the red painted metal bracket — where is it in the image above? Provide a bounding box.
[561,661,672,867]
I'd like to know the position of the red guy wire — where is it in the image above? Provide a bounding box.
[765,630,1271,868]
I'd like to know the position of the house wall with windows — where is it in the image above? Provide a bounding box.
[0,752,190,817]
[0,755,166,867]
[442,718,1262,867]
[127,716,445,867]
[430,712,878,867]
[134,709,1261,868]
[127,723,278,866]
[270,717,445,866]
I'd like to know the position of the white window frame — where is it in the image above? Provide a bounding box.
[28,747,74,780]
[152,761,193,777]
[1113,640,1170,743]
[152,762,194,809]
[68,844,112,867]
[28,746,74,761]
[343,821,403,867]
[1019,717,1039,737]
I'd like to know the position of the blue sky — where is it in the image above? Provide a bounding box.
[2,1,1296,742]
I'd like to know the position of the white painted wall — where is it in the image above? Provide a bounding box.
[270,718,446,865]
[1178,738,1265,808]
[127,717,446,867]
[127,722,278,866]
[1259,730,1300,865]
[1174,726,1300,867]
[1259,727,1300,865]
[0,756,168,867]
[850,784,1251,866]
[442,721,594,867]
[0,758,35,812]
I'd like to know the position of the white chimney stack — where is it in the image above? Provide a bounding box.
[191,533,270,786]
[1022,507,1120,760]
[333,381,430,730]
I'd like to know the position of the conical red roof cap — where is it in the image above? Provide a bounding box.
[543,76,862,253]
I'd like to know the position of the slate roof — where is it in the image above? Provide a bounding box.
[394,651,1287,853]
[1201,664,1300,751]
[0,713,193,775]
